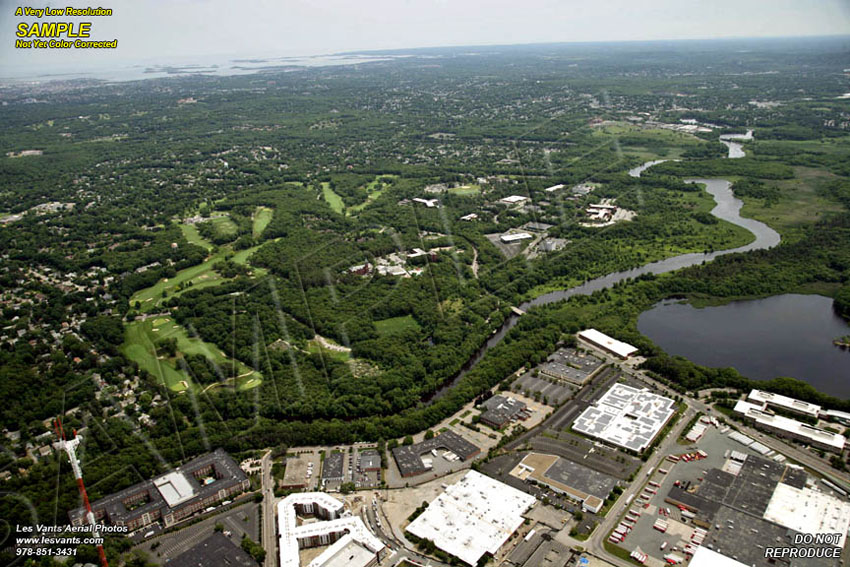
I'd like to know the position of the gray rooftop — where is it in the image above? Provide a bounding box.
[392,431,479,477]
[322,452,344,480]
[70,448,247,525]
[480,395,527,427]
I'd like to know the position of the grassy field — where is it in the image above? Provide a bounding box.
[253,206,273,238]
[122,316,262,392]
[374,315,421,336]
[130,241,267,312]
[448,184,481,196]
[321,182,345,214]
[739,166,845,241]
[179,223,213,251]
[347,175,398,214]
[208,215,239,238]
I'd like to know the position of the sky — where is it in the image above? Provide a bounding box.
[1,0,849,74]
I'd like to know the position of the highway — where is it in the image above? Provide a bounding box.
[261,450,277,567]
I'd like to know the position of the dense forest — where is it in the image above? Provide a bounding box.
[0,37,849,562]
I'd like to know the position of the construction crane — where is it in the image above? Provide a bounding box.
[53,418,109,567]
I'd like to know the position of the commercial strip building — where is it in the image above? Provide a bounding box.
[577,329,638,359]
[733,400,846,453]
[479,395,529,429]
[391,430,480,477]
[69,449,249,531]
[406,470,536,566]
[509,453,616,513]
[572,383,676,453]
[277,492,384,567]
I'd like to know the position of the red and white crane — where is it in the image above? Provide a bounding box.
[53,418,108,567]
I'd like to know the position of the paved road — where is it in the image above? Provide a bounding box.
[261,450,277,567]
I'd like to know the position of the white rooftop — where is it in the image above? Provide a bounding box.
[405,470,535,565]
[499,195,529,204]
[763,483,850,548]
[544,184,565,192]
[153,471,196,507]
[577,329,638,358]
[734,400,846,451]
[689,547,749,567]
[277,493,383,567]
[748,389,821,418]
[308,534,376,567]
[572,383,675,452]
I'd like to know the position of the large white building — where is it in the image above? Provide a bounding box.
[577,329,638,359]
[734,400,845,453]
[748,389,821,419]
[405,470,535,566]
[277,493,384,567]
[763,483,850,548]
[572,383,676,452]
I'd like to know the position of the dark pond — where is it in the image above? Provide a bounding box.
[638,294,850,398]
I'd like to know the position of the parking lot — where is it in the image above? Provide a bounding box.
[135,501,260,563]
[606,423,787,564]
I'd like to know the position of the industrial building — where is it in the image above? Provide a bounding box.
[538,347,603,385]
[747,389,821,419]
[572,383,675,453]
[733,400,846,453]
[277,492,384,567]
[500,232,533,243]
[406,470,536,566]
[69,449,249,531]
[479,395,528,429]
[664,454,847,566]
[321,452,345,486]
[510,453,616,513]
[391,430,480,477]
[499,195,529,206]
[577,329,638,359]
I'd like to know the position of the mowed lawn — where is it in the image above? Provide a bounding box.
[253,206,273,238]
[448,184,481,196]
[374,315,421,336]
[130,240,267,311]
[321,182,345,214]
[122,316,262,392]
[179,223,213,251]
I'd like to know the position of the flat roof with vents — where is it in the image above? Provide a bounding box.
[405,470,535,566]
[572,383,675,452]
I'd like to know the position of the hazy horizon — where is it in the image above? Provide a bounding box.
[2,0,849,79]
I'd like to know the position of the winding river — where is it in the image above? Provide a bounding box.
[428,132,780,400]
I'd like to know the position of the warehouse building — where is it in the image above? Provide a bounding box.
[577,329,638,359]
[391,430,480,477]
[510,453,616,513]
[572,383,675,453]
[538,347,603,385]
[69,449,249,531]
[734,400,845,453]
[666,455,846,566]
[479,395,528,429]
[406,470,535,566]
